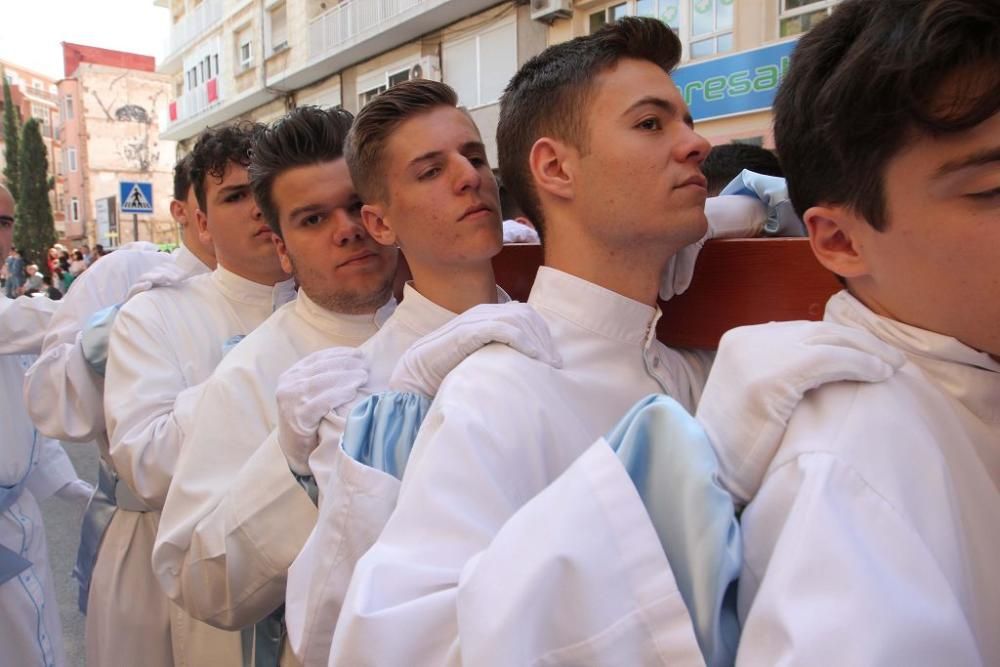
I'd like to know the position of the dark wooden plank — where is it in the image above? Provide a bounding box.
[395,239,840,349]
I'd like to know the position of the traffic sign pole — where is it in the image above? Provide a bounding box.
[133,214,139,242]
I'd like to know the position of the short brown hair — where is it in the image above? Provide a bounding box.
[774,0,1000,231]
[249,105,354,236]
[497,17,681,241]
[345,79,458,204]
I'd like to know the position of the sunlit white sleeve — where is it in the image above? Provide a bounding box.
[24,248,172,441]
[104,295,202,509]
[0,295,58,355]
[454,439,703,666]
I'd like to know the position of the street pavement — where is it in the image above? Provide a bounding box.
[40,440,98,667]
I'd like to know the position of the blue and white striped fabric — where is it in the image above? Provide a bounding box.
[605,394,742,667]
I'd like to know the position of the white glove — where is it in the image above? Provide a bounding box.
[659,195,767,301]
[389,302,562,398]
[126,260,191,300]
[696,320,906,503]
[277,348,369,476]
[502,219,540,244]
[720,169,805,237]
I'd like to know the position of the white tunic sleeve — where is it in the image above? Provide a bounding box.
[23,437,79,503]
[330,359,578,665]
[735,452,981,666]
[165,429,315,629]
[24,249,172,442]
[104,295,203,508]
[0,295,57,355]
[454,439,703,666]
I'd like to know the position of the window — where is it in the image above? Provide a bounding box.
[268,3,288,54]
[64,95,74,120]
[68,147,78,172]
[689,0,733,58]
[443,19,517,109]
[70,197,80,223]
[239,40,253,70]
[587,0,727,60]
[779,0,840,37]
[358,84,387,108]
[357,63,415,109]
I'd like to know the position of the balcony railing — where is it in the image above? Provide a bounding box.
[309,0,424,58]
[165,0,223,61]
[166,77,222,126]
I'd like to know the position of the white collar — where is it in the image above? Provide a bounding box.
[826,290,1000,423]
[211,264,296,311]
[390,282,511,338]
[172,245,211,276]
[528,266,660,347]
[294,287,396,339]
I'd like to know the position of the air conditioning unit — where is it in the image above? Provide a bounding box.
[530,0,571,23]
[410,55,441,82]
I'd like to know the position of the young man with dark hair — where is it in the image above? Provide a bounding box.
[151,106,397,666]
[397,2,998,664]
[99,123,292,667]
[697,0,999,661]
[701,142,783,196]
[278,81,562,666]
[171,152,216,271]
[330,17,721,664]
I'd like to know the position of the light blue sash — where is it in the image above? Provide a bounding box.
[0,477,32,585]
[605,394,742,667]
[340,391,432,480]
[0,430,38,585]
[80,304,121,377]
[73,457,151,613]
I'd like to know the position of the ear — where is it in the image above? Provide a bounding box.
[361,203,397,248]
[195,207,212,246]
[169,200,188,227]
[529,137,575,204]
[272,232,294,275]
[803,205,870,279]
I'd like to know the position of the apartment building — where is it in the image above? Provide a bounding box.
[159,0,842,158]
[158,0,546,165]
[0,60,66,236]
[59,43,178,246]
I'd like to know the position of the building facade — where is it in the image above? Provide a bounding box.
[59,43,177,247]
[158,0,842,157]
[0,60,66,237]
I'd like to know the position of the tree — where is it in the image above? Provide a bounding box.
[14,119,57,268]
[2,74,21,201]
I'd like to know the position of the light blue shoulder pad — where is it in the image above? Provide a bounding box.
[606,394,742,667]
[340,391,432,480]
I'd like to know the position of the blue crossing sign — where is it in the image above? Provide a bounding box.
[120,181,154,214]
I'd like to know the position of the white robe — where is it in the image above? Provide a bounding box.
[330,266,712,665]
[97,265,294,667]
[727,292,1000,665]
[152,288,392,635]
[445,291,999,666]
[284,284,509,667]
[23,242,187,443]
[1,353,74,667]
[0,294,59,355]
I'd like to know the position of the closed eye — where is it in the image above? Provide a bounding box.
[224,189,249,203]
[968,186,1000,200]
[418,166,441,181]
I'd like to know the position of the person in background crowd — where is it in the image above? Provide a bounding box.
[5,246,25,298]
[701,142,783,197]
[69,249,87,277]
